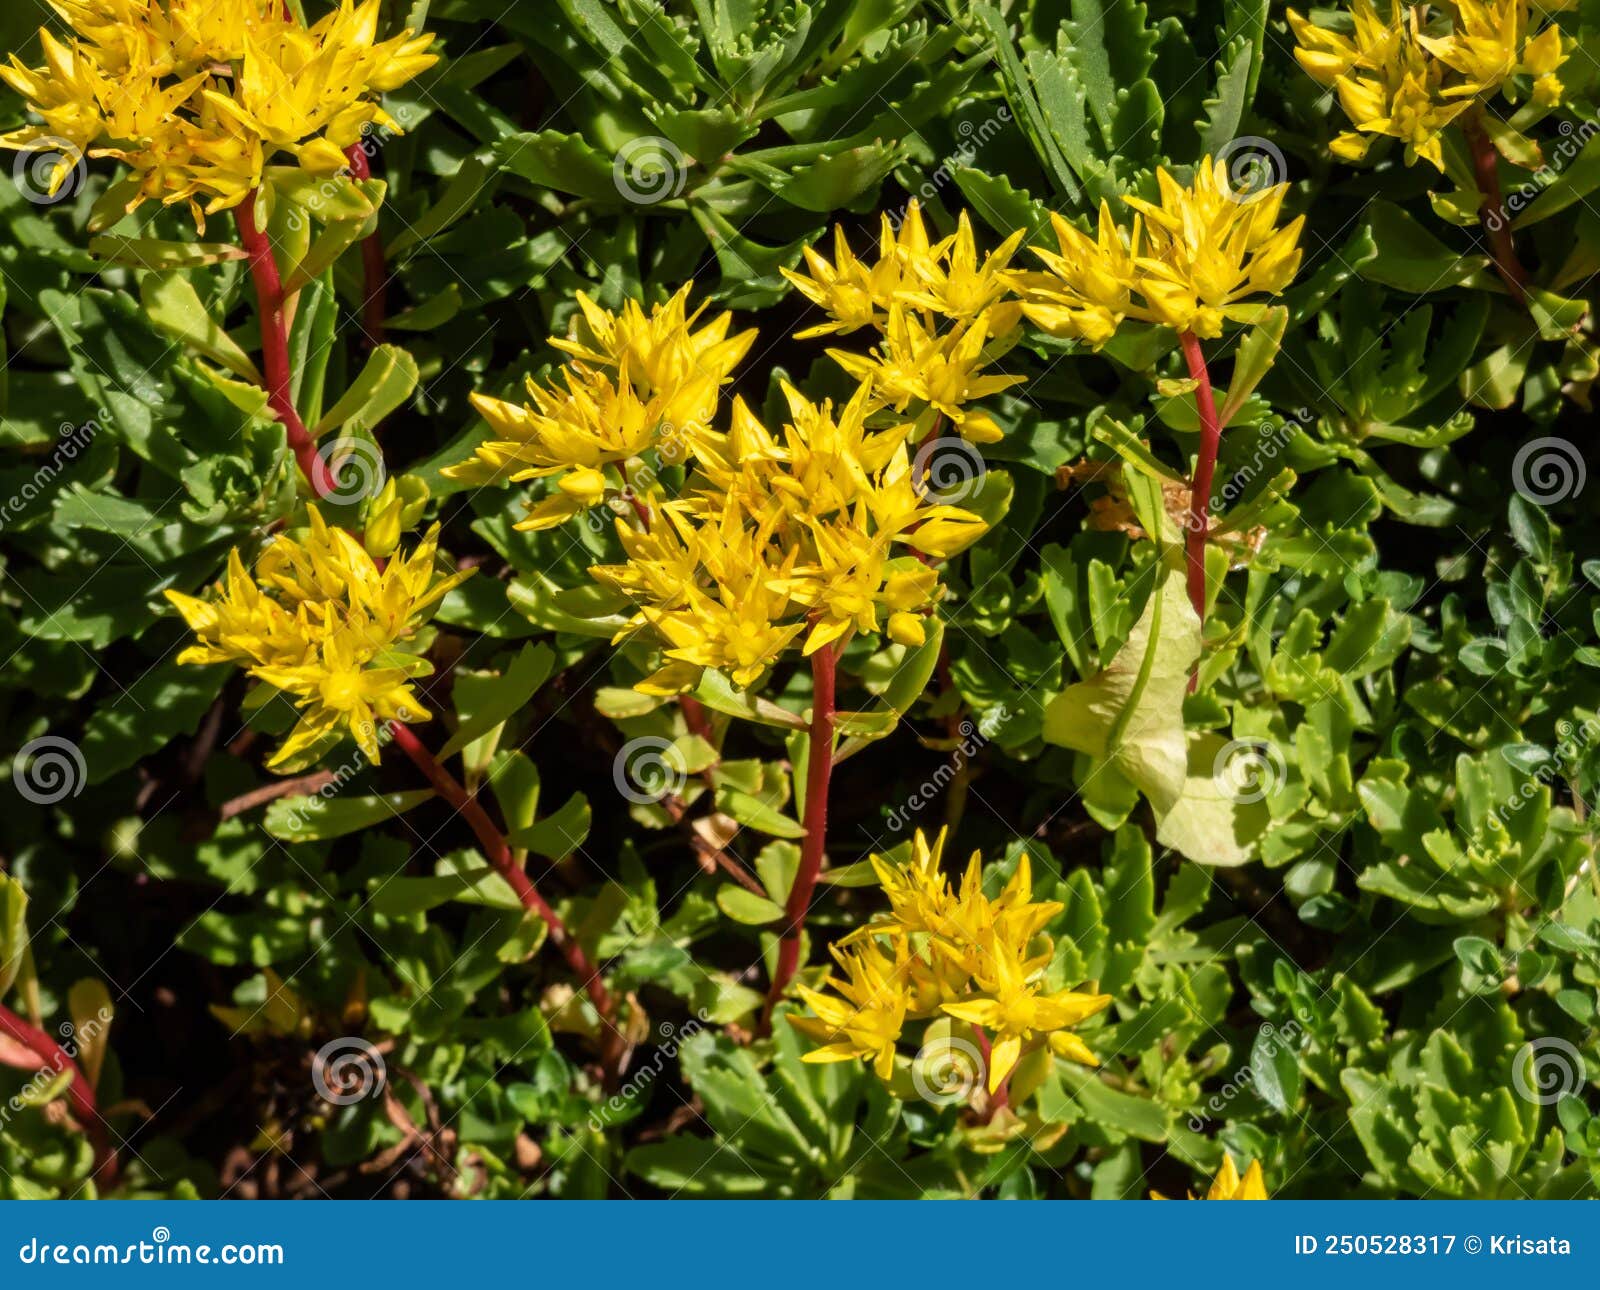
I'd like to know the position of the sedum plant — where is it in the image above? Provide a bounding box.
[1,0,435,224]
[0,0,1597,1204]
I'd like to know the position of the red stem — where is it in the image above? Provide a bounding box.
[679,694,712,742]
[618,462,652,531]
[971,1024,1009,1120]
[236,195,339,498]
[0,1001,116,1187]
[236,174,626,1064]
[343,142,388,344]
[1180,330,1221,624]
[1463,113,1528,304]
[768,643,839,1005]
[386,723,622,1062]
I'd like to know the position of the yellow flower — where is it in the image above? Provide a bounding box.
[1018,160,1303,343]
[942,936,1111,1091]
[549,286,756,407]
[830,308,1025,429]
[591,381,987,695]
[202,5,435,174]
[792,830,1109,1102]
[1153,1156,1270,1199]
[1288,0,1408,86]
[898,210,1025,325]
[1289,0,1569,170]
[780,201,938,338]
[446,285,753,528]
[1418,0,1569,104]
[164,507,470,767]
[0,0,436,224]
[791,939,911,1081]
[786,204,1023,440]
[1015,204,1144,347]
[458,365,667,529]
[1331,65,1469,168]
[1122,159,1305,339]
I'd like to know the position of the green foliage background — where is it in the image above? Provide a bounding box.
[1,0,1599,1198]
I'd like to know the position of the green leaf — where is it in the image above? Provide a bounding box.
[881,617,945,715]
[81,659,231,784]
[1054,1063,1171,1141]
[1197,39,1254,160]
[749,143,902,212]
[1513,128,1600,228]
[1218,306,1287,429]
[1358,201,1492,293]
[264,789,433,842]
[369,852,525,916]
[439,643,555,760]
[1250,1022,1303,1113]
[0,874,28,998]
[509,792,592,860]
[267,168,381,223]
[692,669,808,730]
[140,273,262,383]
[90,237,249,270]
[493,130,621,202]
[974,2,1082,202]
[284,207,384,295]
[717,789,805,839]
[715,885,784,925]
[1042,568,1199,814]
[311,344,419,439]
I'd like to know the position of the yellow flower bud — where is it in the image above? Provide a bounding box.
[957,411,1004,444]
[363,499,403,559]
[887,611,926,647]
[558,467,608,504]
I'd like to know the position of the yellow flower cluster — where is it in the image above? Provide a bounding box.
[444,285,755,530]
[0,0,436,224]
[1015,157,1305,343]
[782,201,1025,442]
[591,380,988,694]
[164,507,470,768]
[791,830,1111,1096]
[1289,0,1569,169]
[450,257,1010,697]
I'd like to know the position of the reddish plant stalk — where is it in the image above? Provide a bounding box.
[235,195,338,497]
[1180,329,1222,624]
[387,723,621,1060]
[769,642,839,1004]
[971,1024,1009,1121]
[1463,114,1529,304]
[0,1001,116,1187]
[678,694,712,742]
[618,463,653,531]
[238,185,619,1060]
[343,142,389,344]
